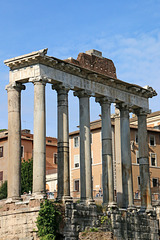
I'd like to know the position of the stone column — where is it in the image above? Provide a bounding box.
[52,84,71,202]
[32,78,46,196]
[114,108,123,207]
[6,82,25,200]
[136,109,152,210]
[96,97,115,206]
[74,90,93,202]
[117,104,134,208]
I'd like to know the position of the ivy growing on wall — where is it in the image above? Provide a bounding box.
[36,199,62,240]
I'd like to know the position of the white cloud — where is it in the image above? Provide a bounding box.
[91,31,160,112]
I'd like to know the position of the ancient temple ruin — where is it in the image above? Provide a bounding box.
[2,49,159,239]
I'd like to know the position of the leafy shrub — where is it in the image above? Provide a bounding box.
[101,215,112,230]
[0,181,7,200]
[21,158,33,194]
[96,203,103,213]
[89,227,98,232]
[36,199,61,240]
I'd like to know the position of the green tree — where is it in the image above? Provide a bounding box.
[0,129,7,132]
[21,158,33,194]
[0,181,7,200]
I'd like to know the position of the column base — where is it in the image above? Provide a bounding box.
[102,202,108,208]
[146,205,154,215]
[31,192,46,200]
[127,205,137,212]
[102,201,117,209]
[55,196,62,203]
[62,196,73,203]
[79,198,95,205]
[108,201,117,208]
[56,196,73,203]
[138,205,147,213]
[6,197,22,204]
[80,198,95,205]
[87,198,95,205]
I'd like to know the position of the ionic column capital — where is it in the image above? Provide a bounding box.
[116,102,133,112]
[74,89,92,98]
[133,108,151,116]
[96,96,114,106]
[5,82,26,92]
[29,76,48,85]
[52,83,70,93]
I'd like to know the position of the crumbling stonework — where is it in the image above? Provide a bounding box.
[64,202,98,240]
[64,202,159,240]
[110,208,159,240]
[64,49,117,78]
[0,199,159,240]
[79,232,115,240]
[0,199,40,240]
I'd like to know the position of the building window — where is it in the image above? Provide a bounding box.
[21,146,24,158]
[150,135,156,146]
[0,171,3,181]
[136,151,139,164]
[130,141,134,151]
[74,137,79,148]
[152,178,158,187]
[138,176,140,189]
[135,133,138,144]
[151,153,157,166]
[74,155,79,168]
[91,151,93,164]
[53,153,57,164]
[0,147,3,158]
[74,180,79,192]
[48,140,52,143]
[90,133,92,144]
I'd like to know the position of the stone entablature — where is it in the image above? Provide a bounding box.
[4,48,156,110]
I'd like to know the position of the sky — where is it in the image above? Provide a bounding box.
[0,0,160,137]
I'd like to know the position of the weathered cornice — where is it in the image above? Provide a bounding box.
[4,48,157,99]
[4,48,48,69]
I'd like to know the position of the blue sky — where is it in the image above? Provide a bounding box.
[0,0,160,137]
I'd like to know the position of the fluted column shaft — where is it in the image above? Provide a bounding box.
[33,80,46,194]
[6,83,25,200]
[119,104,133,208]
[137,110,152,210]
[54,85,70,201]
[96,97,114,205]
[74,90,93,201]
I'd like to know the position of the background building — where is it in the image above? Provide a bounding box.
[0,129,58,192]
[69,111,160,203]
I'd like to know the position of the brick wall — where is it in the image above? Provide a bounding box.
[65,50,117,78]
